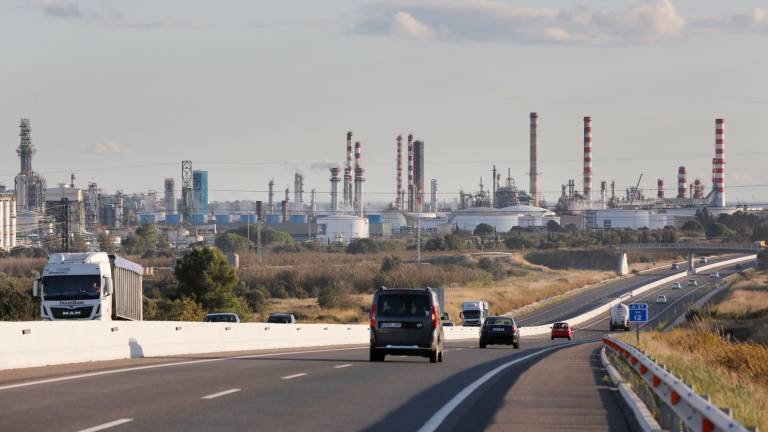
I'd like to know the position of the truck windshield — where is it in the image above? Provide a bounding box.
[462,310,481,319]
[42,275,101,301]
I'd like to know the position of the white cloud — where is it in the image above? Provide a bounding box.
[86,141,128,156]
[38,0,81,18]
[391,11,434,40]
[354,0,768,45]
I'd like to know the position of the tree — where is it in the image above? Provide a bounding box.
[424,237,445,251]
[473,223,495,237]
[758,250,768,271]
[346,238,378,254]
[504,236,534,250]
[705,222,729,240]
[681,220,704,232]
[546,220,561,232]
[0,277,39,321]
[215,233,253,253]
[98,233,118,254]
[379,255,401,272]
[166,297,206,321]
[752,220,768,242]
[175,247,239,310]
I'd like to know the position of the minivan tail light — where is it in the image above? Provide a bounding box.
[431,304,437,329]
[370,304,377,329]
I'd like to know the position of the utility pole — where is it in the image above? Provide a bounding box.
[256,221,263,264]
[416,218,421,265]
[61,198,70,252]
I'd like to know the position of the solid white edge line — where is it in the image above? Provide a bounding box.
[201,388,241,400]
[76,418,134,432]
[0,347,366,392]
[333,364,352,369]
[282,373,307,380]
[417,343,573,432]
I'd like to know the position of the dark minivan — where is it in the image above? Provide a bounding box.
[369,287,444,363]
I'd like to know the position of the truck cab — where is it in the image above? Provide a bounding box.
[460,300,489,326]
[33,252,142,321]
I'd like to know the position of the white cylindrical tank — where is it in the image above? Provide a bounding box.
[317,215,369,244]
[451,208,520,233]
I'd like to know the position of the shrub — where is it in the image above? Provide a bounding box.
[0,276,39,321]
[346,238,378,254]
[317,283,355,309]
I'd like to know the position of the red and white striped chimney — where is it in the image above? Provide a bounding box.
[407,133,414,212]
[713,118,725,207]
[396,135,403,210]
[677,166,687,199]
[657,179,664,200]
[354,141,361,171]
[583,116,592,201]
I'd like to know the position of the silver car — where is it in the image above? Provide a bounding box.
[369,288,444,363]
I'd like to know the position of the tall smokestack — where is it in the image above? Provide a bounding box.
[268,179,275,213]
[281,200,288,223]
[330,167,340,212]
[430,179,437,212]
[529,113,540,207]
[694,179,704,199]
[354,167,365,217]
[407,133,414,212]
[657,179,664,200]
[396,135,403,209]
[344,131,352,208]
[413,140,425,212]
[492,165,497,208]
[677,167,687,199]
[583,116,592,201]
[713,118,725,207]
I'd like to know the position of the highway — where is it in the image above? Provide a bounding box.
[0,258,751,432]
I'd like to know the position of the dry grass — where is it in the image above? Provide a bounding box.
[616,327,768,431]
[0,257,47,277]
[258,295,370,324]
[714,273,768,316]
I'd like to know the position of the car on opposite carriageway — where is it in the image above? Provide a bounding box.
[369,287,445,363]
[203,312,240,323]
[480,316,520,349]
[267,313,297,324]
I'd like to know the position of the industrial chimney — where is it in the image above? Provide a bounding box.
[354,167,365,217]
[268,179,275,213]
[657,179,664,200]
[330,167,340,212]
[713,118,726,207]
[677,167,687,199]
[529,113,540,207]
[583,116,592,201]
[407,133,414,212]
[344,131,353,208]
[396,135,403,210]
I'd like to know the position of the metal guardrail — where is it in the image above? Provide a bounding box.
[603,336,749,432]
[620,243,758,252]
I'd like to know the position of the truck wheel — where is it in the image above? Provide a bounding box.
[429,348,438,363]
[513,341,520,349]
[479,341,486,349]
[438,343,444,363]
[369,347,385,362]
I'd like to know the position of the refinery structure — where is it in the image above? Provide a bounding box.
[1,112,758,251]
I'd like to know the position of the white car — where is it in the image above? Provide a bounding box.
[671,282,682,289]
[688,278,698,287]
[656,295,668,304]
[709,272,720,279]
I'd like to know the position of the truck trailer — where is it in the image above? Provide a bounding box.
[33,252,143,321]
[609,303,630,331]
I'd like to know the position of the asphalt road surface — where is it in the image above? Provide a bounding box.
[0,258,751,432]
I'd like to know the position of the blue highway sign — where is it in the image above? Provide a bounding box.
[628,303,648,322]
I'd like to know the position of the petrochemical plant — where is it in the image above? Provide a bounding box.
[0,113,758,252]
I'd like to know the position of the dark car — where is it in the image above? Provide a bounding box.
[267,313,296,324]
[203,313,240,323]
[480,316,519,349]
[369,287,444,363]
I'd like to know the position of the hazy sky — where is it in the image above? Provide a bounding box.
[1,0,767,206]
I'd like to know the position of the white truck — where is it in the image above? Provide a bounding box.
[33,252,143,321]
[609,303,630,331]
[460,300,489,326]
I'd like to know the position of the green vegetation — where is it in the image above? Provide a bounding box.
[0,275,38,321]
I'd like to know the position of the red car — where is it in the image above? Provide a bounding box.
[551,322,573,340]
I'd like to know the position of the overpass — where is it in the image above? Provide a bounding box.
[616,242,761,275]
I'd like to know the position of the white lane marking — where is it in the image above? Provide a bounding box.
[0,346,366,392]
[418,344,573,432]
[282,373,307,380]
[453,348,464,352]
[76,418,133,432]
[201,388,241,400]
[334,364,352,369]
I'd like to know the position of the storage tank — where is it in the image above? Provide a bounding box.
[316,215,369,244]
[215,214,232,225]
[380,208,407,233]
[451,207,520,233]
[239,214,257,224]
[289,214,307,224]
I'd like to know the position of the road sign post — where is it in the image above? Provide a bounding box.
[628,303,648,345]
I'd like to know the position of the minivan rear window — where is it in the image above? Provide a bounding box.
[377,294,430,318]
